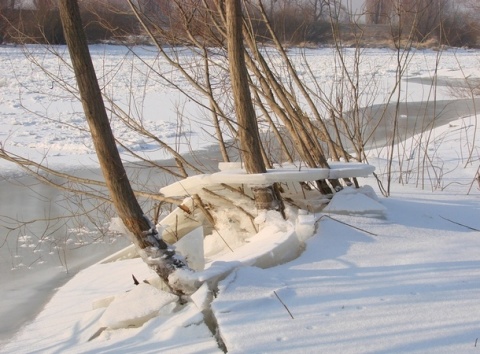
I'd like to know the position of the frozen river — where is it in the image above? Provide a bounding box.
[0,147,225,344]
[0,173,130,344]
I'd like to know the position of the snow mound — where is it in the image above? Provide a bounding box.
[199,211,304,281]
[99,283,178,329]
[169,209,313,292]
[323,186,386,215]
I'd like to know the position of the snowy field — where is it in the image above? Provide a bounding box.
[1,45,480,353]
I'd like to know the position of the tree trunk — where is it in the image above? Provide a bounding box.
[58,0,189,294]
[225,0,282,212]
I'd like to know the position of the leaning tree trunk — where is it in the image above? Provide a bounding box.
[58,0,189,294]
[225,0,283,212]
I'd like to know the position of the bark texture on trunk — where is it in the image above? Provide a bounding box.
[58,0,188,294]
[225,0,282,212]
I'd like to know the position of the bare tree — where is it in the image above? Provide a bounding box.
[394,0,451,42]
[225,0,283,212]
[0,0,15,43]
[57,0,190,294]
[365,0,393,24]
[0,0,15,9]
[126,0,346,194]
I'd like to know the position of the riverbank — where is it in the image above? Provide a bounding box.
[0,144,227,344]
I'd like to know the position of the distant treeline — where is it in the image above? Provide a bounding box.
[0,2,140,44]
[1,0,478,47]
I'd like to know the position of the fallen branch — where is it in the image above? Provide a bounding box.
[273,290,294,319]
[317,215,378,236]
[202,187,258,233]
[439,215,480,232]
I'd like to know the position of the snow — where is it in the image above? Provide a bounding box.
[160,162,375,197]
[173,227,205,272]
[1,45,480,353]
[99,283,178,330]
[212,208,480,354]
[1,45,479,174]
[2,179,480,353]
[323,186,387,215]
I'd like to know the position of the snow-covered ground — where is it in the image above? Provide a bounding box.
[1,45,479,353]
[2,170,479,353]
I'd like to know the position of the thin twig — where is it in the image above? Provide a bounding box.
[193,194,215,226]
[273,290,294,319]
[439,216,480,232]
[202,187,258,233]
[220,183,254,200]
[193,194,234,253]
[467,166,480,195]
[317,215,378,236]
